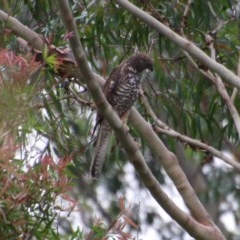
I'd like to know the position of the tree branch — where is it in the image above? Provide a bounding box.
[206,33,240,138]
[180,0,193,36]
[0,10,43,50]
[0,9,105,85]
[56,1,225,239]
[129,109,225,240]
[115,0,240,90]
[139,91,240,170]
[0,5,226,239]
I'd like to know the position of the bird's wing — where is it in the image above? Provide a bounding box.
[103,64,124,100]
[90,120,112,178]
[93,65,121,129]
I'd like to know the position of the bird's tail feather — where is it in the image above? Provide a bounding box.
[90,121,112,178]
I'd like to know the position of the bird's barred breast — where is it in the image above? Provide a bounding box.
[110,79,140,116]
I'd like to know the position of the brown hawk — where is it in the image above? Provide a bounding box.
[90,53,153,178]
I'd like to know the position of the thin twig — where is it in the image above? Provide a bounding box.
[140,91,240,170]
[57,1,224,239]
[116,0,240,90]
[68,86,94,109]
[206,33,240,138]
[231,52,240,102]
[180,0,193,36]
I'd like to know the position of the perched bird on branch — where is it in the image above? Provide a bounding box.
[90,53,153,178]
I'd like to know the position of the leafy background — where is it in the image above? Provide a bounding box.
[0,0,240,239]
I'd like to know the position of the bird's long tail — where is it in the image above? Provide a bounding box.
[90,121,112,178]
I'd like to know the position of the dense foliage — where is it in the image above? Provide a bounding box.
[1,0,240,239]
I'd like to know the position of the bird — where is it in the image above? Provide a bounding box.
[90,53,153,178]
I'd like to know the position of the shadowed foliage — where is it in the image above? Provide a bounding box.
[0,0,240,239]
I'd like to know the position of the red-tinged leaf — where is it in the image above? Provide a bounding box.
[60,193,77,205]
[118,221,126,231]
[118,230,132,239]
[123,216,138,229]
[40,155,55,168]
[63,31,75,41]
[12,218,27,227]
[12,192,28,204]
[119,197,125,212]
[57,155,72,173]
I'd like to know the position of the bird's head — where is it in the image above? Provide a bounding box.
[127,53,153,73]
